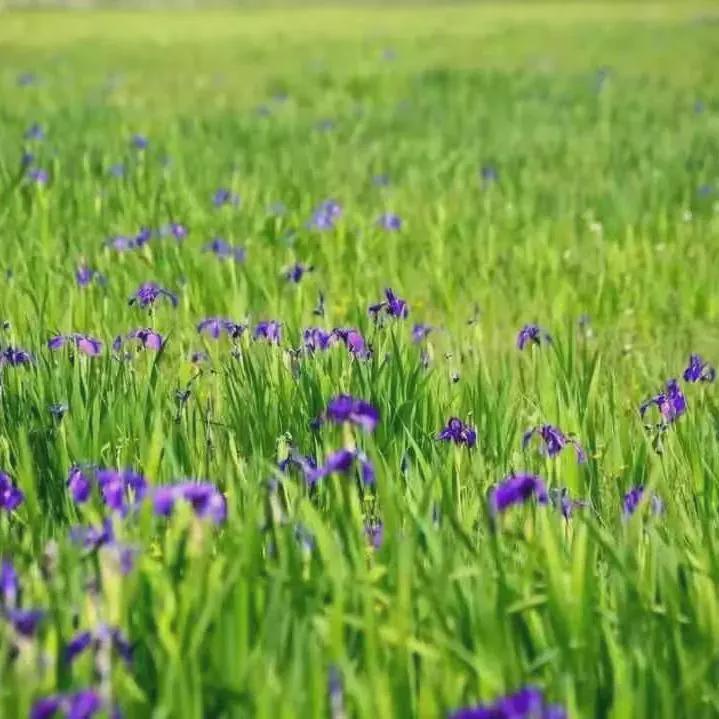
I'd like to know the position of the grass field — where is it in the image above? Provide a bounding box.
[1,3,719,717]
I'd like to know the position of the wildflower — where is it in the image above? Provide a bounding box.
[0,347,33,366]
[372,174,390,187]
[304,448,375,487]
[640,379,687,424]
[17,72,36,86]
[6,608,44,637]
[152,481,227,524]
[549,487,587,520]
[284,262,313,283]
[0,471,24,512]
[412,324,432,343]
[436,417,477,448]
[449,686,566,719]
[169,222,187,242]
[623,485,663,517]
[190,350,209,364]
[70,519,114,551]
[517,324,551,350]
[212,188,240,207]
[369,288,408,321]
[27,168,49,185]
[308,199,342,231]
[113,328,164,352]
[489,474,549,515]
[202,237,246,262]
[65,625,132,665]
[522,425,586,463]
[67,466,147,515]
[268,201,286,216]
[197,318,245,340]
[1,560,19,606]
[376,213,402,231]
[303,327,336,353]
[278,449,317,474]
[131,134,148,149]
[24,123,45,141]
[106,234,138,252]
[253,320,282,344]
[365,521,384,549]
[128,282,178,308]
[21,151,35,167]
[332,327,371,359]
[324,395,380,433]
[108,163,125,177]
[683,354,716,383]
[75,264,102,287]
[31,689,104,719]
[48,334,103,357]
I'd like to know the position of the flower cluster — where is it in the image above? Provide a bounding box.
[450,686,566,719]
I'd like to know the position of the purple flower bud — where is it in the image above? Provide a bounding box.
[284,262,313,283]
[0,471,24,512]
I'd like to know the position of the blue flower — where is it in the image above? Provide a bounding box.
[369,288,408,320]
[522,425,586,463]
[128,282,178,309]
[517,324,551,350]
[640,379,687,424]
[436,417,476,448]
[376,213,402,231]
[202,237,245,262]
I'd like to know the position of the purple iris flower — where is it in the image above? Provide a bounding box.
[623,485,663,517]
[96,468,148,515]
[70,518,114,550]
[517,324,551,350]
[75,264,100,287]
[549,487,587,520]
[369,288,408,320]
[152,481,226,524]
[450,686,566,719]
[376,213,402,231]
[27,168,49,185]
[108,163,125,177]
[0,471,24,512]
[49,403,68,420]
[198,318,245,340]
[67,466,94,504]
[436,417,477,448]
[106,234,137,252]
[7,608,44,637]
[65,625,132,665]
[278,449,317,474]
[31,689,104,719]
[131,134,148,150]
[284,262,313,283]
[412,324,432,343]
[640,379,687,425]
[169,223,187,242]
[25,123,45,141]
[48,334,103,357]
[683,354,716,383]
[21,151,35,168]
[365,522,384,549]
[522,425,586,463]
[0,347,33,366]
[212,188,240,207]
[324,395,380,433]
[253,320,282,344]
[114,328,164,352]
[489,474,549,515]
[304,448,375,487]
[202,237,246,262]
[303,327,336,353]
[190,350,209,364]
[1,560,19,607]
[128,282,178,308]
[332,328,371,359]
[308,199,342,230]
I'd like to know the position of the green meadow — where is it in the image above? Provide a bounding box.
[1,3,719,717]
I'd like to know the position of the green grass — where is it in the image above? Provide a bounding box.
[1,3,719,717]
